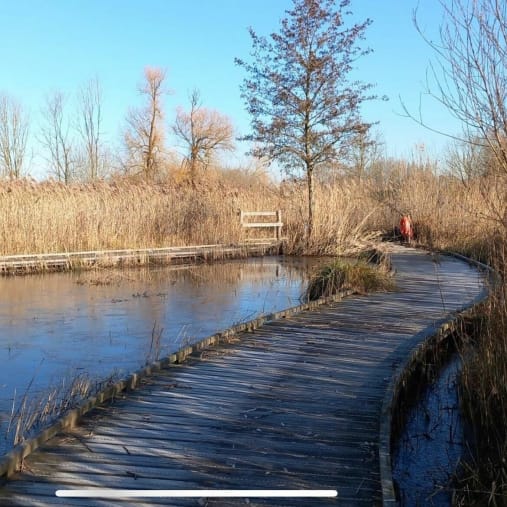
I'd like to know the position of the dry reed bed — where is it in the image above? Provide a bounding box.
[0,178,271,255]
[0,170,497,259]
[369,169,495,256]
[454,286,507,505]
[0,176,384,257]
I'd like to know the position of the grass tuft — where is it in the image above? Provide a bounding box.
[305,257,395,301]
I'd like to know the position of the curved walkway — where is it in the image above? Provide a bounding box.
[0,246,485,506]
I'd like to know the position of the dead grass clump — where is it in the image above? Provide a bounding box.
[5,373,104,449]
[2,370,124,456]
[358,247,393,272]
[76,269,135,286]
[305,257,395,301]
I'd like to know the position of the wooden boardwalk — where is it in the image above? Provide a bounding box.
[0,243,279,275]
[0,246,485,506]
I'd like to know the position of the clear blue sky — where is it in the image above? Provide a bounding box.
[0,0,457,177]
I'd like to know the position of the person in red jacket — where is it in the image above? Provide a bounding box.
[400,214,414,243]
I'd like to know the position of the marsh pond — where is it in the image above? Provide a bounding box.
[0,256,325,454]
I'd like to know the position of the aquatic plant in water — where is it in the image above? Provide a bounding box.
[305,255,395,301]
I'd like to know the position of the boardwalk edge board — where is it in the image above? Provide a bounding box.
[0,242,281,275]
[379,251,493,506]
[0,287,354,478]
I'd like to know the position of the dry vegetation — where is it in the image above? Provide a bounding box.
[0,170,384,257]
[0,162,495,260]
[0,175,261,254]
[5,373,102,451]
[305,257,394,301]
[455,294,507,506]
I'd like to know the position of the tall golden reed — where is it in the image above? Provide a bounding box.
[0,168,497,259]
[0,174,385,257]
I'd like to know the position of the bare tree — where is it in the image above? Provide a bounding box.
[123,67,167,178]
[446,138,489,181]
[40,91,74,183]
[414,0,507,173]
[0,95,29,179]
[236,0,376,242]
[412,1,507,228]
[173,90,234,182]
[347,129,384,183]
[77,77,102,180]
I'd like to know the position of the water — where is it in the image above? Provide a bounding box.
[393,356,463,506]
[0,256,324,448]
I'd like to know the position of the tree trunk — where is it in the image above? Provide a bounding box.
[306,165,314,250]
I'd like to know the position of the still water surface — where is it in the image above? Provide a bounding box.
[393,357,463,506]
[0,256,322,419]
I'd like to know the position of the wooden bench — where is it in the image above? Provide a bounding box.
[240,210,283,241]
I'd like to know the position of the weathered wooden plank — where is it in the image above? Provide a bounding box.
[241,212,278,217]
[25,448,375,476]
[241,222,283,228]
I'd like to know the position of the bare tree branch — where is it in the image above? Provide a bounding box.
[173,89,234,182]
[0,95,29,179]
[40,91,74,183]
[411,0,507,173]
[77,77,103,180]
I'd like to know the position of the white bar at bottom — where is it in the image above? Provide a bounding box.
[56,489,337,498]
